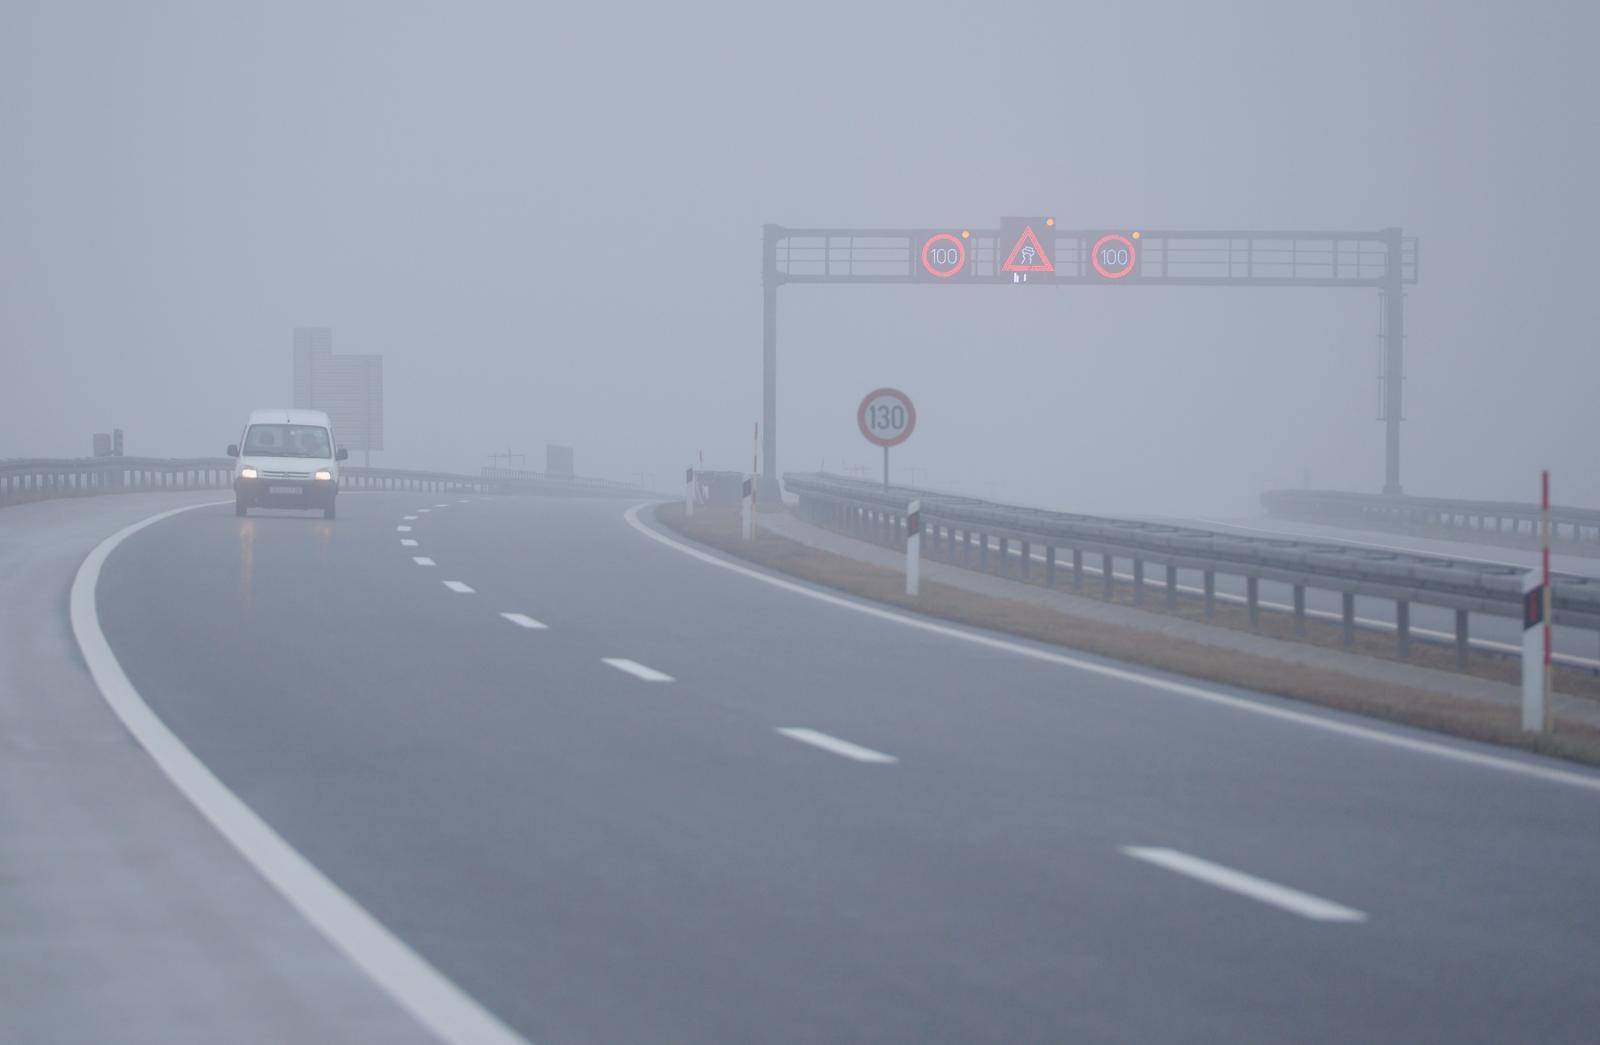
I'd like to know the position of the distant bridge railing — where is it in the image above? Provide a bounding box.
[0,456,664,506]
[784,472,1600,668]
[1262,489,1600,550]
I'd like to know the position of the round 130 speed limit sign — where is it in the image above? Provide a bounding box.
[857,387,916,447]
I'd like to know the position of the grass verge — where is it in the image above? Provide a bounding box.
[658,503,1600,767]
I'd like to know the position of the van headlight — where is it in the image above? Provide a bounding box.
[314,470,332,481]
[240,467,258,479]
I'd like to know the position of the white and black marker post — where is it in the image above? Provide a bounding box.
[905,499,922,595]
[684,466,695,518]
[741,475,754,541]
[1522,469,1554,732]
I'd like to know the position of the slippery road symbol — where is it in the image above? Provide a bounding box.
[1002,225,1054,273]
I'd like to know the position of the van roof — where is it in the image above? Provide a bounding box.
[247,408,333,427]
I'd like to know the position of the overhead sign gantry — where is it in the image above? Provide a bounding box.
[758,220,1419,502]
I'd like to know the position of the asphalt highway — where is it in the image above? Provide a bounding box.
[94,493,1600,1043]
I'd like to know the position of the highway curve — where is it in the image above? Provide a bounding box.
[94,492,1600,1043]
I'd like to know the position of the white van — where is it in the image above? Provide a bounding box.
[227,408,347,519]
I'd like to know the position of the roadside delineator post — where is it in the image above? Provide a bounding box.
[741,475,754,541]
[684,466,695,518]
[905,499,922,595]
[1522,469,1553,733]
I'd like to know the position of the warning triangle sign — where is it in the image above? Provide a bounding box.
[1002,226,1054,273]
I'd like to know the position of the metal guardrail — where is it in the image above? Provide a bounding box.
[0,456,663,505]
[1262,489,1600,547]
[784,473,1600,666]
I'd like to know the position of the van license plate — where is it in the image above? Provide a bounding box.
[268,485,299,495]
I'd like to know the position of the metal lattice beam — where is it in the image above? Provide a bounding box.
[759,222,1418,502]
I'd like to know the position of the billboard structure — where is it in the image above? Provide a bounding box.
[292,327,383,463]
[546,444,575,477]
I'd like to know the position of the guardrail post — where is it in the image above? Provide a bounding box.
[1072,549,1083,591]
[1132,559,1144,604]
[1046,545,1056,587]
[998,537,1009,576]
[1342,593,1355,647]
[1102,554,1113,600]
[1020,540,1031,580]
[1247,576,1260,629]
[1166,564,1177,609]
[980,534,989,572]
[1203,571,1215,619]
[1293,585,1306,636]
[1455,609,1469,669]
[1396,600,1411,658]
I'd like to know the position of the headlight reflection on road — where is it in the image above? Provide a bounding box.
[312,520,333,564]
[237,518,254,611]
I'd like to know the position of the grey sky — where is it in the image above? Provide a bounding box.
[3,1,1595,513]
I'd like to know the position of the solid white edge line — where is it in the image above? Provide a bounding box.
[499,612,548,630]
[69,500,529,1045]
[1121,847,1366,923]
[412,556,436,567]
[601,657,674,682]
[777,727,898,764]
[442,581,476,594]
[621,503,1600,794]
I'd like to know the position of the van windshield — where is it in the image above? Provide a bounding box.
[242,424,332,458]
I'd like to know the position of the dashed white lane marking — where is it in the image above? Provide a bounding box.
[400,539,419,548]
[433,503,449,508]
[442,581,475,594]
[623,505,1600,794]
[457,500,470,504]
[499,612,548,630]
[1121,847,1367,923]
[397,525,412,532]
[403,515,418,521]
[71,501,530,1045]
[776,727,898,764]
[412,556,436,567]
[416,508,431,513]
[601,657,674,682]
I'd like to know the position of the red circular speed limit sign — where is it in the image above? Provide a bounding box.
[857,387,916,447]
[1091,233,1137,279]
[920,233,966,278]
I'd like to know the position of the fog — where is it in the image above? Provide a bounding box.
[3,1,1595,515]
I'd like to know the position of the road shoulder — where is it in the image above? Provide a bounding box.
[0,494,434,1045]
[655,502,1600,767]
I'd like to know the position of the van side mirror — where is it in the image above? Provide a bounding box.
[226,444,239,457]
[336,448,349,461]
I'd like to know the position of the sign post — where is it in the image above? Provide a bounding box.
[857,387,916,489]
[905,499,922,596]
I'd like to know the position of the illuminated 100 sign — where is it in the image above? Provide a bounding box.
[914,222,1141,281]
